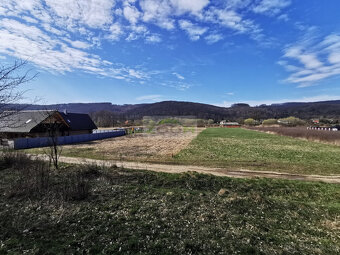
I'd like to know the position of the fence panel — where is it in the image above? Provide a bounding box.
[14,130,126,150]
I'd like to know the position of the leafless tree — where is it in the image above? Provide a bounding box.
[0,60,36,121]
[40,110,63,169]
[47,117,63,169]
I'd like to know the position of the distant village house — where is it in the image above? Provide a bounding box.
[220,120,240,128]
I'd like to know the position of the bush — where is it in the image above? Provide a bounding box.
[9,158,51,198]
[0,152,32,171]
[262,119,278,125]
[278,116,305,126]
[61,171,91,201]
[1,153,92,201]
[244,118,256,126]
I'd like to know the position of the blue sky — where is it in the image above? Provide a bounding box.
[1,0,340,106]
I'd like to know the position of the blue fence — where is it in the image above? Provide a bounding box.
[14,130,126,150]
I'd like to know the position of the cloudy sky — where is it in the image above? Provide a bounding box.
[1,0,340,106]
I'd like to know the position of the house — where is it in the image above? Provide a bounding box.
[220,120,241,128]
[0,110,97,139]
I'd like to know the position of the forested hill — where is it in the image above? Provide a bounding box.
[15,100,340,121]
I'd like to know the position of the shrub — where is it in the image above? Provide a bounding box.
[262,119,278,125]
[278,116,305,127]
[9,158,51,198]
[244,118,256,126]
[61,171,91,201]
[0,152,32,171]
[1,153,92,201]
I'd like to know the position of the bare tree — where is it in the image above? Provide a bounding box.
[47,116,63,169]
[39,110,64,169]
[0,60,36,121]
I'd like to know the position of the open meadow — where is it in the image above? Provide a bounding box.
[28,127,340,176]
[0,154,339,254]
[175,128,340,175]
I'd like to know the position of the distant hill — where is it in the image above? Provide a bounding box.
[8,100,340,121]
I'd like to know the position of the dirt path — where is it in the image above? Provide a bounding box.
[30,154,340,184]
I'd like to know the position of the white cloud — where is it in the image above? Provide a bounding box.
[284,47,322,69]
[173,72,185,79]
[329,52,340,64]
[140,0,175,30]
[205,33,223,44]
[146,34,162,43]
[140,0,209,30]
[0,17,149,82]
[252,0,291,16]
[170,0,209,14]
[179,20,207,41]
[107,23,123,41]
[123,3,141,24]
[44,0,115,29]
[126,24,148,41]
[0,0,296,87]
[281,33,340,86]
[136,94,162,101]
[277,13,289,21]
[65,39,91,49]
[226,92,234,96]
[204,7,263,40]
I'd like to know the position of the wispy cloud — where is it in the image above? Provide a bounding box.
[173,72,185,80]
[0,0,295,86]
[252,0,291,16]
[178,20,208,41]
[0,18,149,82]
[136,94,162,101]
[279,33,340,87]
[205,33,223,44]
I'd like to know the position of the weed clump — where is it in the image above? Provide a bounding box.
[3,153,93,201]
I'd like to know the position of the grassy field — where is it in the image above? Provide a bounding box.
[0,154,339,254]
[174,128,340,175]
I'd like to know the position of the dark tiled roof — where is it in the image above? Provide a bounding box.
[0,110,97,133]
[59,112,97,131]
[0,110,54,133]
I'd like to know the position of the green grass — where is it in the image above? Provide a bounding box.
[0,155,339,254]
[174,128,340,175]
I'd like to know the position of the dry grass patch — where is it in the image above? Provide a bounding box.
[30,128,204,163]
[248,126,340,146]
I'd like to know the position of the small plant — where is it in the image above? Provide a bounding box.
[61,171,91,201]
